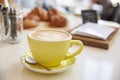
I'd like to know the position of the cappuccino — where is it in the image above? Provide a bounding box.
[30,30,70,41]
[27,30,83,67]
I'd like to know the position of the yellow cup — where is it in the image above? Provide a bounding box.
[27,30,83,67]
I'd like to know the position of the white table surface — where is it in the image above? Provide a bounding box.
[0,25,120,80]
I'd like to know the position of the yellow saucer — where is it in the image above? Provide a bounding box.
[21,51,76,74]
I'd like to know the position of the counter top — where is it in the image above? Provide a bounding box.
[0,13,120,80]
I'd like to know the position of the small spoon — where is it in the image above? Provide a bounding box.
[25,56,52,71]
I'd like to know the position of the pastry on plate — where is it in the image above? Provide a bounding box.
[48,8,67,27]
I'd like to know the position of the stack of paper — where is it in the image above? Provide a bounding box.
[71,22,116,40]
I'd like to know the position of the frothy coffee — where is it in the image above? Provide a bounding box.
[30,30,70,41]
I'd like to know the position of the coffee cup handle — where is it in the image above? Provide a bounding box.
[64,40,83,59]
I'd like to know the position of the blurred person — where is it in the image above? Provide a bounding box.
[92,0,115,21]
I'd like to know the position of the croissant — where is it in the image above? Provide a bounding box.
[23,18,39,29]
[48,8,67,27]
[37,7,48,21]
[23,7,68,29]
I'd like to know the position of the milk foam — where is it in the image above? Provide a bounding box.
[31,30,70,41]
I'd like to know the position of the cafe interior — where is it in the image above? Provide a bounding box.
[0,0,120,80]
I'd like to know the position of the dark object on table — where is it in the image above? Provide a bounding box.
[0,3,3,10]
[9,8,17,40]
[2,7,9,35]
[112,3,120,23]
[100,1,120,24]
[100,0,114,21]
[81,10,98,23]
[91,0,114,20]
[92,0,120,24]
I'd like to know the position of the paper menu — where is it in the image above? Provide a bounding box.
[71,22,116,40]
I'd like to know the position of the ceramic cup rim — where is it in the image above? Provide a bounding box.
[28,30,72,42]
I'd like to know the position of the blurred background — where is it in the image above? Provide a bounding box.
[1,0,120,23]
[8,0,120,22]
